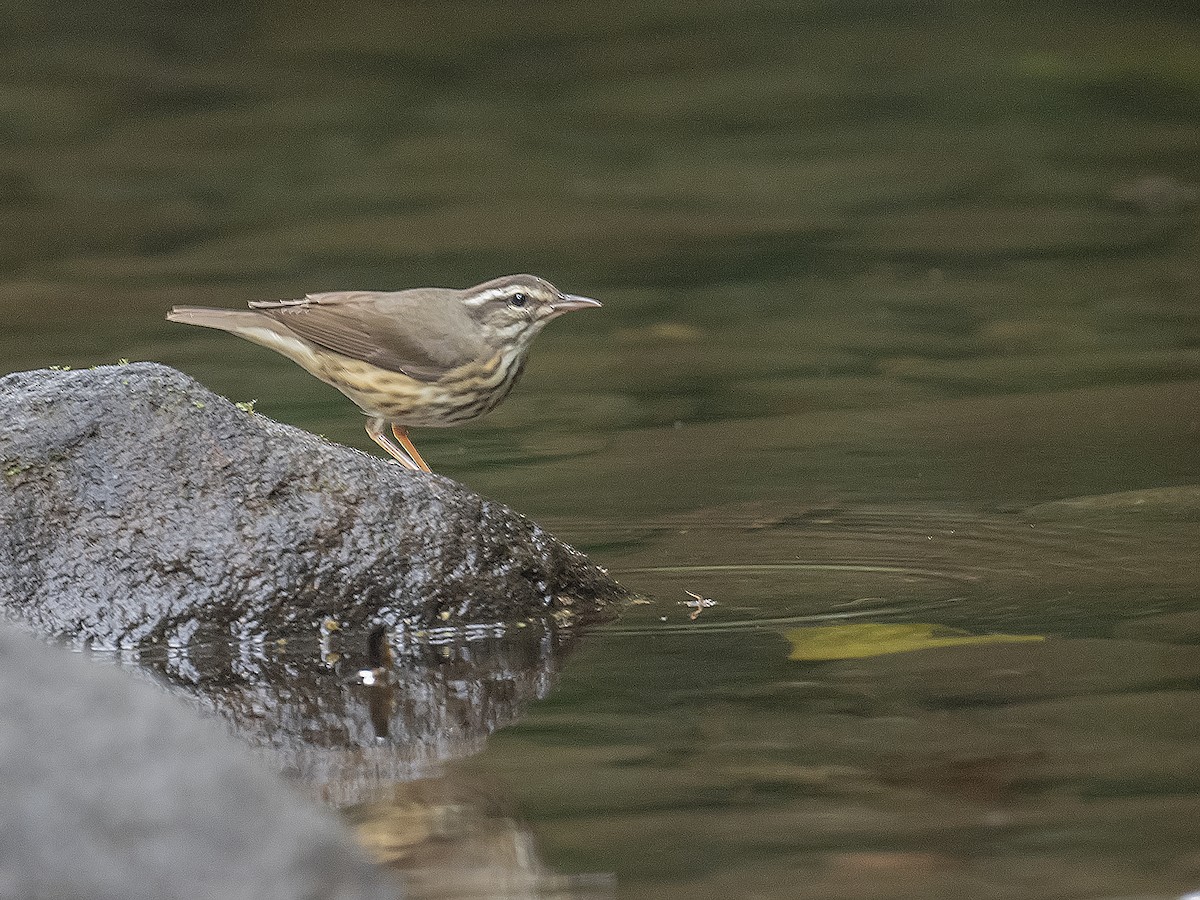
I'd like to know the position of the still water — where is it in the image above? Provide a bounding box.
[3,0,1200,896]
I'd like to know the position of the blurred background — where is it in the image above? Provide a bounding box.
[3,1,1200,897]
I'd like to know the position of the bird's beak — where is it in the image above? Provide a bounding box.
[549,293,602,315]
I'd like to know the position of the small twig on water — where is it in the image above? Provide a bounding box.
[682,590,717,621]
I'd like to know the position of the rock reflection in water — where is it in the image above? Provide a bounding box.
[123,622,612,897]
[130,623,572,806]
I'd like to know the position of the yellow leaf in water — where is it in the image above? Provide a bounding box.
[784,623,1044,661]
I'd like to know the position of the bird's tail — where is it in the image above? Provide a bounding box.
[167,306,323,373]
[166,306,271,334]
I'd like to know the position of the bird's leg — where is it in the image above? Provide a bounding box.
[391,424,431,473]
[365,417,419,470]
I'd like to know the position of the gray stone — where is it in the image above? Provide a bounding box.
[0,626,400,900]
[0,363,626,647]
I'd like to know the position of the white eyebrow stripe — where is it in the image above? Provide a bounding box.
[463,287,515,307]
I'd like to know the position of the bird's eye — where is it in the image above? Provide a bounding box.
[509,292,527,308]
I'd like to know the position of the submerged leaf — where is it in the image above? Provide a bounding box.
[784,623,1044,661]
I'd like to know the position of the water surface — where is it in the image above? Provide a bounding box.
[3,1,1199,897]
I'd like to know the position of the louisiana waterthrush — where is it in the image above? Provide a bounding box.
[167,274,601,472]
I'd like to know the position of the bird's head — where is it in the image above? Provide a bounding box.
[461,274,601,351]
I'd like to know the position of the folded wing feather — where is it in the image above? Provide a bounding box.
[248,290,478,383]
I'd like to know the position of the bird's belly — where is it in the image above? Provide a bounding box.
[315,352,525,428]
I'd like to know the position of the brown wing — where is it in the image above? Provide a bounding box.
[249,290,481,382]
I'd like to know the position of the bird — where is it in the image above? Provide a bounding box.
[167,274,601,472]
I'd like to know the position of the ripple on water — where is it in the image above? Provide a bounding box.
[549,499,1199,637]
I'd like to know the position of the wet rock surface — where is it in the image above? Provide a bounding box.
[0,626,400,900]
[0,363,627,648]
